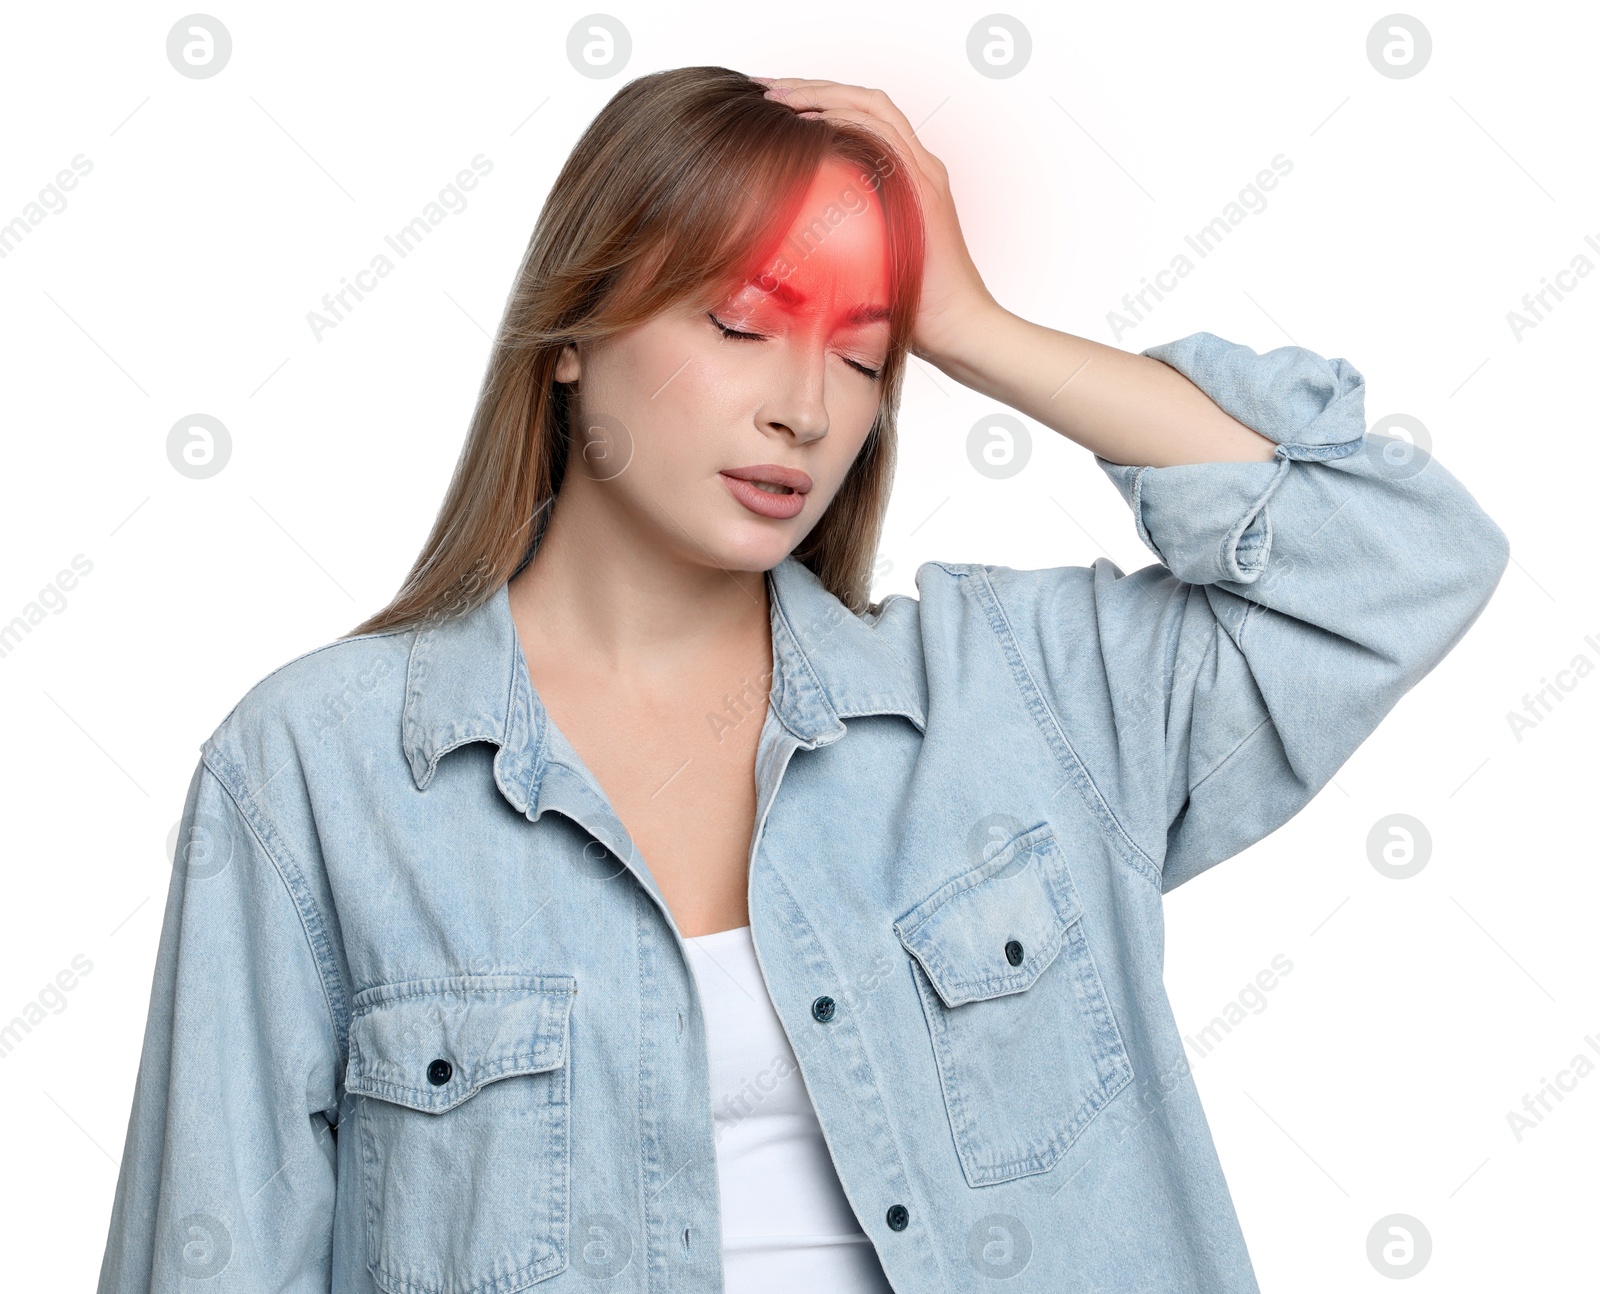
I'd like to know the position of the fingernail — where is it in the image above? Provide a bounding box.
[751,75,774,85]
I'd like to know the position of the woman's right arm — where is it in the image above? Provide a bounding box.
[97,757,342,1292]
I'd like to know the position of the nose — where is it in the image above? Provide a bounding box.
[760,340,830,444]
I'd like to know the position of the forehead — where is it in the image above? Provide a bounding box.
[736,155,890,318]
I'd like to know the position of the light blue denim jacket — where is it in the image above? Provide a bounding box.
[97,332,1509,1293]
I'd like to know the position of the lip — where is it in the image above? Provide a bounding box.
[720,464,813,493]
[719,464,811,520]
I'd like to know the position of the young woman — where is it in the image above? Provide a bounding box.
[97,67,1508,1294]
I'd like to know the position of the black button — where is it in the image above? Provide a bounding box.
[811,995,836,1023]
[886,1203,909,1231]
[426,1058,453,1086]
[1005,939,1024,966]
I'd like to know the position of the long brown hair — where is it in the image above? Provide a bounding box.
[345,65,926,639]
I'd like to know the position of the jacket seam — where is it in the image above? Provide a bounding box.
[213,627,411,736]
[1216,453,1289,582]
[1127,465,1158,559]
[1186,714,1274,799]
[351,974,577,1010]
[200,750,350,1083]
[947,563,1163,894]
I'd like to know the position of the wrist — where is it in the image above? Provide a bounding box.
[913,295,1011,384]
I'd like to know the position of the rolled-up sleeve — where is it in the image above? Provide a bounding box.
[987,331,1510,892]
[97,755,342,1291]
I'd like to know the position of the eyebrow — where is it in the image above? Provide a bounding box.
[754,277,891,326]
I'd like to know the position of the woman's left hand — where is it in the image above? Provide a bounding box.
[755,76,998,368]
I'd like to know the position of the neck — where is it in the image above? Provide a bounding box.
[506,491,772,682]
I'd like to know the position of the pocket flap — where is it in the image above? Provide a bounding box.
[346,974,577,1114]
[893,822,1082,1008]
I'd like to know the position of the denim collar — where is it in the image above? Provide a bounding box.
[400,554,926,813]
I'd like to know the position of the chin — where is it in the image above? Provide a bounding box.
[700,525,800,574]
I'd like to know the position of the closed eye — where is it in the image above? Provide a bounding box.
[708,312,883,382]
[708,311,765,341]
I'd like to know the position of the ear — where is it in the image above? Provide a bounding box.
[554,342,581,383]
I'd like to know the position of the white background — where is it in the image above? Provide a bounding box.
[1,1,1594,1289]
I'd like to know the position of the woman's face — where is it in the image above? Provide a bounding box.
[553,155,893,575]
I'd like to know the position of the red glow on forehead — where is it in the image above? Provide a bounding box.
[748,271,890,326]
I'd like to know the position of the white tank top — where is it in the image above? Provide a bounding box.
[683,924,895,1293]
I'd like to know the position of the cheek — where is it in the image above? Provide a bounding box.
[655,346,747,428]
[816,402,881,495]
[835,385,882,453]
[583,335,739,474]
[636,361,746,485]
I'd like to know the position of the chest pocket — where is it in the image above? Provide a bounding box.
[893,821,1133,1188]
[345,973,577,1294]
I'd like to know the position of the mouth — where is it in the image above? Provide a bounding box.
[718,465,812,519]
[719,464,813,495]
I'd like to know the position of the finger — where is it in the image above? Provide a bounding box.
[755,77,824,100]
[768,83,932,171]
[755,76,826,90]
[771,88,929,168]
[779,98,937,185]
[767,81,918,138]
